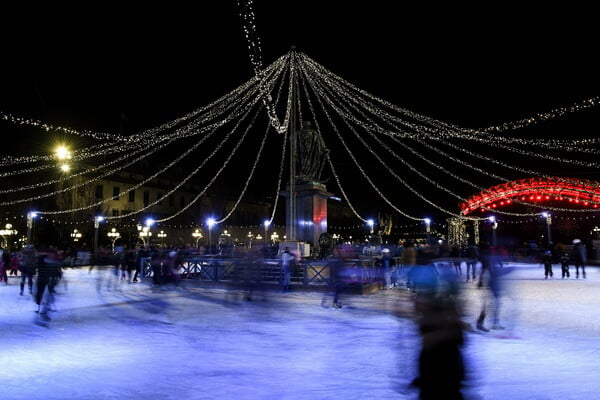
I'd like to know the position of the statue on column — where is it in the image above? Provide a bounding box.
[297,121,328,183]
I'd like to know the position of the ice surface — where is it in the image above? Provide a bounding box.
[1,263,599,399]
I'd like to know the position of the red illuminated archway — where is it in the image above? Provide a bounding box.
[460,177,600,215]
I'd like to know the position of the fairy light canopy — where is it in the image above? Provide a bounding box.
[1,51,599,230]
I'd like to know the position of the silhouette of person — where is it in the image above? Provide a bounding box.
[476,242,505,332]
[571,239,586,279]
[412,266,466,399]
[280,246,295,291]
[542,250,554,279]
[19,244,37,296]
[560,252,570,279]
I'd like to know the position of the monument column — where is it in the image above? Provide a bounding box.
[283,181,332,250]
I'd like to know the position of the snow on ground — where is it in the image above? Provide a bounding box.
[1,262,598,400]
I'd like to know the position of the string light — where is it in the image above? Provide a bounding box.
[2,49,599,233]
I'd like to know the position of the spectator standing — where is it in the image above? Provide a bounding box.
[571,239,587,279]
[542,250,554,279]
[559,252,570,279]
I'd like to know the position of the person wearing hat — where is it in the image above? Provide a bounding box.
[571,239,587,279]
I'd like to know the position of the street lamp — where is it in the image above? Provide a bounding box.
[207,218,216,253]
[94,216,104,263]
[107,228,120,251]
[55,145,72,172]
[192,229,203,247]
[263,220,271,248]
[137,224,152,246]
[26,211,38,244]
[157,230,167,246]
[488,216,498,247]
[0,223,18,248]
[70,229,82,242]
[367,219,374,234]
[247,231,254,248]
[424,218,431,244]
[270,231,279,243]
[541,212,552,246]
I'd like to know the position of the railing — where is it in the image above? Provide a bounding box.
[140,256,381,287]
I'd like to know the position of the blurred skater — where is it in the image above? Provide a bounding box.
[280,246,295,292]
[0,248,8,285]
[560,253,570,279]
[321,245,359,309]
[476,242,509,332]
[19,245,37,296]
[412,267,466,399]
[379,248,393,289]
[34,248,64,323]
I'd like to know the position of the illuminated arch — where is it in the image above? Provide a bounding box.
[460,177,600,215]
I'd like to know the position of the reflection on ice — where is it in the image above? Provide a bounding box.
[0,263,598,399]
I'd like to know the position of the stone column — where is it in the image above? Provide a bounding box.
[281,181,332,252]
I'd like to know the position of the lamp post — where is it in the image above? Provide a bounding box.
[157,230,167,247]
[367,219,374,234]
[192,229,203,247]
[26,211,37,244]
[207,218,216,254]
[137,224,152,246]
[94,216,104,263]
[0,223,17,248]
[70,229,82,243]
[542,212,552,246]
[247,231,254,248]
[270,231,279,244]
[424,218,431,245]
[489,216,498,247]
[107,228,120,251]
[263,220,270,249]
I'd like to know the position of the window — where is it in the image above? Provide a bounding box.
[112,209,119,217]
[143,191,150,207]
[113,186,120,199]
[129,190,135,202]
[157,192,163,205]
[95,184,103,199]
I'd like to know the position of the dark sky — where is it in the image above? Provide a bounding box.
[1,2,598,133]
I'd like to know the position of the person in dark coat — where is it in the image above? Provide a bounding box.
[542,250,554,279]
[560,252,570,279]
[412,268,466,400]
[19,245,37,296]
[571,239,587,279]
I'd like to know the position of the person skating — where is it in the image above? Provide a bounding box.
[560,253,570,279]
[19,245,37,296]
[542,250,554,279]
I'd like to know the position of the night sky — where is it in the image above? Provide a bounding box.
[1,2,599,223]
[1,2,597,133]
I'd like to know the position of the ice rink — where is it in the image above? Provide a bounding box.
[1,262,599,400]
